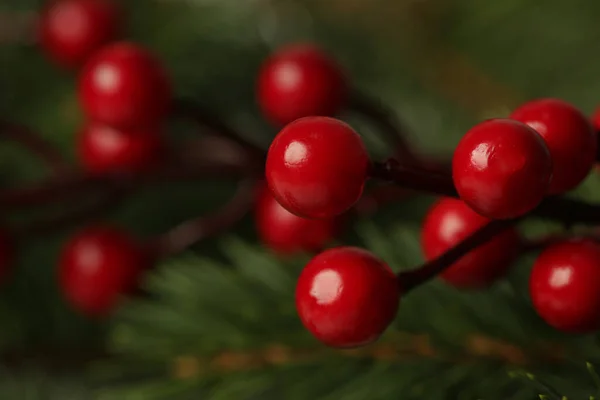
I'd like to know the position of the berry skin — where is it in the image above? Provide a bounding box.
[510,98,596,194]
[77,122,163,173]
[255,184,342,255]
[296,246,400,348]
[39,0,121,68]
[257,44,347,126]
[59,225,148,317]
[591,107,600,131]
[421,198,520,288]
[452,119,552,219]
[530,239,600,333]
[266,116,369,219]
[78,42,171,129]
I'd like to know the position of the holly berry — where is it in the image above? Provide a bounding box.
[59,225,148,317]
[421,197,520,288]
[510,98,596,194]
[78,41,171,129]
[255,184,341,255]
[77,122,163,173]
[296,246,399,348]
[591,107,600,131]
[257,44,347,126]
[452,119,552,220]
[530,239,600,333]
[266,116,369,219]
[39,0,121,68]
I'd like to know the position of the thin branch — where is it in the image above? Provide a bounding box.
[173,99,266,162]
[148,179,259,259]
[0,159,248,211]
[398,219,516,292]
[370,158,600,225]
[13,186,128,239]
[0,120,71,174]
[370,158,457,196]
[348,91,419,164]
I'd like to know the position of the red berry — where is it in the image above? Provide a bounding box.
[421,197,520,288]
[510,98,596,194]
[257,44,347,126]
[39,0,121,68]
[452,119,552,219]
[266,116,369,219]
[77,122,163,173]
[59,225,148,317]
[255,184,341,255]
[296,246,399,347]
[592,107,600,131]
[78,41,171,129]
[530,239,600,333]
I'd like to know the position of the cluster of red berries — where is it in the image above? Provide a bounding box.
[17,1,600,344]
[257,43,600,347]
[36,0,175,316]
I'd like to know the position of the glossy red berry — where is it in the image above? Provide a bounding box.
[255,184,341,255]
[266,116,369,219]
[530,239,600,333]
[39,0,121,68]
[59,225,148,317]
[77,122,163,173]
[296,246,399,348]
[421,197,520,288]
[78,41,171,129]
[257,44,347,126]
[452,119,552,219]
[510,98,596,194]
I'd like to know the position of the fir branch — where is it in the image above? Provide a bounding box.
[167,333,566,380]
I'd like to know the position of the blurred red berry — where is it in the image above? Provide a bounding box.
[511,98,596,194]
[78,41,171,129]
[39,0,121,68]
[257,44,347,126]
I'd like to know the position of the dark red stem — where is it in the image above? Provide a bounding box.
[398,219,517,292]
[147,179,259,259]
[0,120,71,174]
[13,186,127,239]
[370,158,457,196]
[173,99,266,162]
[348,92,419,164]
[370,159,600,225]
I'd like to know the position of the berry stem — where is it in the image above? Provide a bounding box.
[13,186,127,239]
[370,159,457,196]
[0,160,247,210]
[173,99,266,162]
[348,92,419,164]
[370,158,600,225]
[0,120,71,174]
[147,179,258,258]
[398,219,517,293]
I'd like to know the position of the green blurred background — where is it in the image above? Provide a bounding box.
[2,0,600,398]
